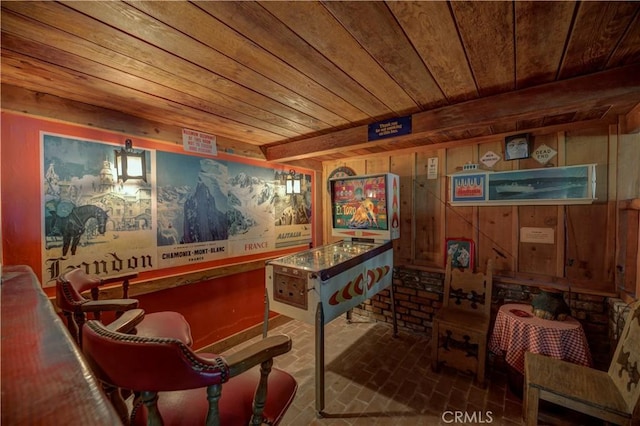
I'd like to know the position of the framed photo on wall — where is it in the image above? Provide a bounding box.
[445,238,475,270]
[450,173,487,204]
[504,133,531,160]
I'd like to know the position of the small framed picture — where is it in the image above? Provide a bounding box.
[445,238,475,270]
[504,133,531,161]
[450,173,487,204]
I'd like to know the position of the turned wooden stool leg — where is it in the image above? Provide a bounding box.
[73,311,85,347]
[141,391,162,425]
[205,383,222,426]
[250,358,273,425]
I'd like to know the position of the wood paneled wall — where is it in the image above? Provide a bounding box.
[323,120,639,294]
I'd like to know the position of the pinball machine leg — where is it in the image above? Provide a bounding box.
[346,308,352,323]
[390,282,398,337]
[315,301,325,417]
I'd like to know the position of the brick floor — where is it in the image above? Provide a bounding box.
[223,314,604,425]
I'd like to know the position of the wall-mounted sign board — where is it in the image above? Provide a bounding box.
[182,128,217,155]
[427,157,438,180]
[520,227,555,244]
[532,143,557,165]
[368,116,411,141]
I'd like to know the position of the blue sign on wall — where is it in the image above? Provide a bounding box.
[368,116,412,141]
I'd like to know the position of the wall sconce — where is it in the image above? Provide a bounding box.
[285,169,301,195]
[114,139,147,182]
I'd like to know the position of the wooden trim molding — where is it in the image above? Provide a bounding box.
[49,258,272,309]
[197,315,292,354]
[99,259,269,299]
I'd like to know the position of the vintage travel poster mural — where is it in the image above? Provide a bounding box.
[274,171,312,249]
[42,133,313,279]
[41,133,156,286]
[156,151,312,268]
[156,152,230,268]
[226,162,276,255]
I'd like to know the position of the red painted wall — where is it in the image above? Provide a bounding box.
[1,112,308,349]
[136,268,268,348]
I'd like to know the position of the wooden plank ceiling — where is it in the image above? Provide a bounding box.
[2,1,640,166]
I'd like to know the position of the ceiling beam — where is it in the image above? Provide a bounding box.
[264,64,640,161]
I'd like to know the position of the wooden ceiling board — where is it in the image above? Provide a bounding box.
[62,0,348,127]
[261,1,417,113]
[450,1,515,96]
[35,2,328,135]
[322,1,445,109]
[412,66,640,132]
[0,50,283,145]
[0,45,296,146]
[0,6,288,145]
[262,64,640,161]
[559,1,640,79]
[1,1,639,164]
[3,26,310,141]
[514,1,576,89]
[491,122,519,135]
[517,117,545,132]
[607,10,640,67]
[266,126,368,162]
[128,1,368,125]
[387,1,478,103]
[573,106,611,122]
[195,1,390,119]
[543,112,578,127]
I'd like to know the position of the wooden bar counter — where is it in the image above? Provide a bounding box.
[1,265,122,425]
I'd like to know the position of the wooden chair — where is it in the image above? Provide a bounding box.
[82,319,298,426]
[56,268,193,348]
[524,300,640,425]
[431,256,493,385]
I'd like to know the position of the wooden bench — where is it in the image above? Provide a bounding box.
[1,265,122,425]
[524,300,640,425]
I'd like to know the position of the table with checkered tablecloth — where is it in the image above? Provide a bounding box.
[489,303,593,374]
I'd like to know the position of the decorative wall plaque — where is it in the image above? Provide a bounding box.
[532,143,557,165]
[481,150,501,168]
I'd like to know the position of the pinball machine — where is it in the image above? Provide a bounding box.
[265,172,400,415]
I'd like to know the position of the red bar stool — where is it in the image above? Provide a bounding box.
[56,268,194,422]
[56,268,192,348]
[82,319,298,425]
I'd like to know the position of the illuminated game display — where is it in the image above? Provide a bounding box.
[329,173,400,241]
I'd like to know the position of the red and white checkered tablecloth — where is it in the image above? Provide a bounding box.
[488,303,593,374]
